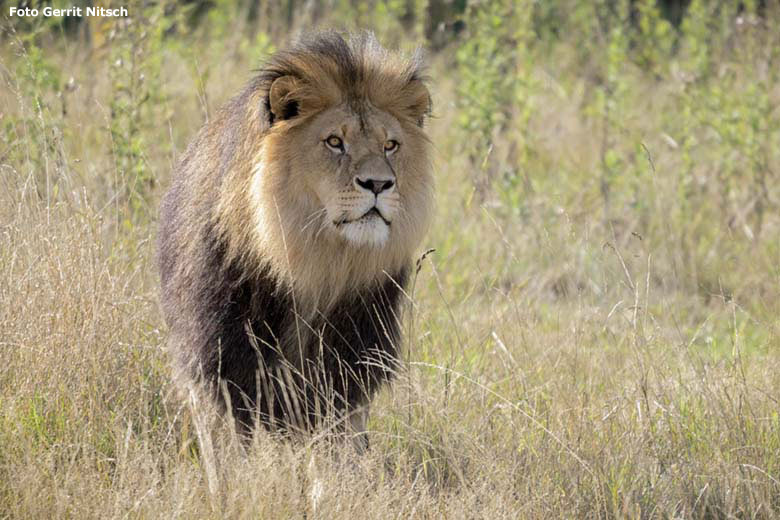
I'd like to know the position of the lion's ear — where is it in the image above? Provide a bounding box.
[269,76,302,122]
[404,79,431,127]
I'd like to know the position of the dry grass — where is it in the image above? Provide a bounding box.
[2,4,780,518]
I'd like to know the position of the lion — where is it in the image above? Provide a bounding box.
[158,31,433,446]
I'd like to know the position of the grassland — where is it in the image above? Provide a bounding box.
[1,1,779,517]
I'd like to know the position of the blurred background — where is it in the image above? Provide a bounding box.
[1,1,779,517]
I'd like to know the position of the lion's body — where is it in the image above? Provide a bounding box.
[158,32,432,438]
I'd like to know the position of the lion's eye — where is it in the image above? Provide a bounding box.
[325,135,344,152]
[384,140,399,154]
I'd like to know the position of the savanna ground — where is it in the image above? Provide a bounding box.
[2,1,779,517]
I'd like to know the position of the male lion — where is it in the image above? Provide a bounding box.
[158,32,433,446]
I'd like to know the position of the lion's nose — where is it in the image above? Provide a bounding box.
[355,177,395,194]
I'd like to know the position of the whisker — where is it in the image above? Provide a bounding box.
[301,208,327,233]
[314,218,331,241]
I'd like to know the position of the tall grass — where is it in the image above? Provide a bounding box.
[2,1,779,517]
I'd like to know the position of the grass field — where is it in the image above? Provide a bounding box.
[2,1,779,517]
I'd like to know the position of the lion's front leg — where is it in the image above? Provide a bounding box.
[346,404,370,453]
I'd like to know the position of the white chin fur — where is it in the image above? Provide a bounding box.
[339,216,390,247]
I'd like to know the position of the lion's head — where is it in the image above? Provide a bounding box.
[217,32,434,304]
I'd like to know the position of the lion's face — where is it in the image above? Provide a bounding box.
[253,100,432,256]
[297,104,415,247]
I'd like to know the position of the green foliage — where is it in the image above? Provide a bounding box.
[455,0,536,205]
[4,26,65,204]
[634,0,674,74]
[452,0,779,296]
[326,0,424,46]
[108,3,171,222]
